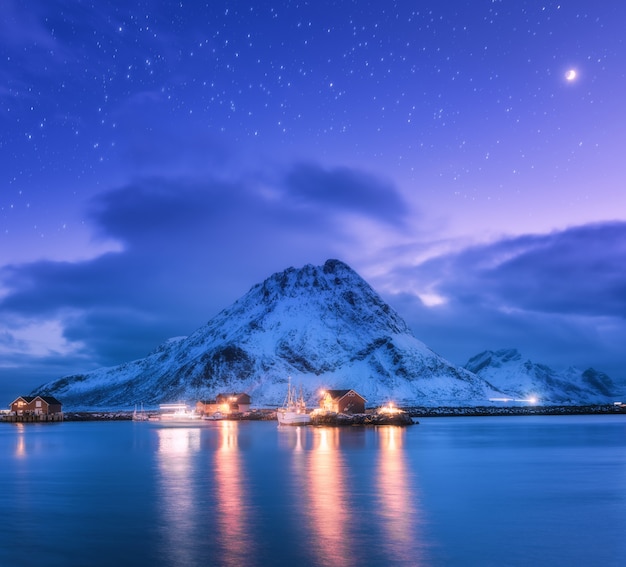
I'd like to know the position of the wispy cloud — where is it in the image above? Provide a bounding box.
[0,163,410,396]
[385,222,626,376]
[414,222,626,318]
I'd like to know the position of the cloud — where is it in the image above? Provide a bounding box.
[421,222,626,318]
[283,163,407,226]
[382,222,626,379]
[0,163,409,397]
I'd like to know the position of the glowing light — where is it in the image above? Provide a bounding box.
[565,69,577,81]
[378,402,403,415]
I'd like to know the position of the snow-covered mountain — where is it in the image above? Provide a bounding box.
[35,259,504,409]
[464,348,619,404]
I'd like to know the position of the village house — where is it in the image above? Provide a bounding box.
[9,395,63,418]
[196,393,252,416]
[319,389,367,414]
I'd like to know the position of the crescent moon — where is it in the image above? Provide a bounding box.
[565,69,577,81]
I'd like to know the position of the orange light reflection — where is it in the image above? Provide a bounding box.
[14,423,26,458]
[376,426,427,562]
[213,420,255,566]
[306,428,356,567]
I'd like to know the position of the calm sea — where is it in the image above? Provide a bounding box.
[1,415,625,566]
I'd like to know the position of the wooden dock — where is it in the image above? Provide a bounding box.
[1,413,64,423]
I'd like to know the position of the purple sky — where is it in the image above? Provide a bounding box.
[1,0,625,401]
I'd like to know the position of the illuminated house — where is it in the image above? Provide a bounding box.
[196,393,252,415]
[217,392,251,413]
[10,395,62,416]
[319,389,366,414]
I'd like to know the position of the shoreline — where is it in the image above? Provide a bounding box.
[405,404,626,418]
[4,404,624,423]
[46,403,626,422]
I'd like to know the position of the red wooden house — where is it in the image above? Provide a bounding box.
[10,395,63,416]
[196,393,252,415]
[319,389,367,414]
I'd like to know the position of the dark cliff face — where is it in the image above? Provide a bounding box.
[465,348,523,374]
[581,369,616,397]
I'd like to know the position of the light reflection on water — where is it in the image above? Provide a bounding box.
[14,423,26,457]
[155,426,201,567]
[278,424,429,566]
[212,420,256,567]
[306,427,353,567]
[376,426,427,563]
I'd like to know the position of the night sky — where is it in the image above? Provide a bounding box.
[2,0,625,400]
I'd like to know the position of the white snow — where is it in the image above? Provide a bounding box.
[34,261,615,409]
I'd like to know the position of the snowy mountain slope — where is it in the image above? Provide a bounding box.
[464,348,619,404]
[35,259,504,409]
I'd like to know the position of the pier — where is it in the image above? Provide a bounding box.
[1,413,64,423]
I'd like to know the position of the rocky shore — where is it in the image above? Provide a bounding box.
[405,404,626,418]
[61,409,415,425]
[52,404,626,422]
[309,411,415,426]
[63,411,136,421]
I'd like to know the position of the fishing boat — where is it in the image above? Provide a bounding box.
[158,403,202,422]
[202,411,225,421]
[277,379,311,426]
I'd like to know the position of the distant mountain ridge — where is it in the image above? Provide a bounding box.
[35,259,504,409]
[464,348,619,404]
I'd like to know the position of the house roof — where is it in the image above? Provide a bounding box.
[13,396,35,403]
[38,396,62,405]
[12,395,62,406]
[323,389,367,402]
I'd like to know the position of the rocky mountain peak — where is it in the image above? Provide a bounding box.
[227,258,410,338]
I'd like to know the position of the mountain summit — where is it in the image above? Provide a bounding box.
[36,259,502,408]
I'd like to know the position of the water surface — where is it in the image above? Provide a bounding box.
[1,415,625,566]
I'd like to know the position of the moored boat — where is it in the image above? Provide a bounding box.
[158,403,202,422]
[202,411,224,421]
[132,403,150,421]
[277,379,311,426]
